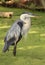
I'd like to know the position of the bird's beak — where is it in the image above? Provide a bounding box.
[29,13,39,18]
[30,15,40,18]
[29,15,38,18]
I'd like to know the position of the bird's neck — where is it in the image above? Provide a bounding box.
[24,18,31,25]
[21,18,31,35]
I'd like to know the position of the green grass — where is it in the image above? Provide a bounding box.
[0,6,45,65]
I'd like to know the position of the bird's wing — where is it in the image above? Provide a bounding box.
[4,20,23,43]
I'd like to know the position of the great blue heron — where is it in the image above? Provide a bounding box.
[3,12,36,56]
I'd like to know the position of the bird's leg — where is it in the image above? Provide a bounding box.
[13,42,17,56]
[13,35,18,56]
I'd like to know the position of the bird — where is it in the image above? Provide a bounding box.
[3,12,36,56]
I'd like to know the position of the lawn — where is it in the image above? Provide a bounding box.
[0,6,45,65]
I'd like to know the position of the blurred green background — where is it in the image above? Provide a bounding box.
[0,3,45,65]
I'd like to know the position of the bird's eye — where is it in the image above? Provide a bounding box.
[24,17,27,19]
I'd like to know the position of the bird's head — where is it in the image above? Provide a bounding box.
[20,12,36,23]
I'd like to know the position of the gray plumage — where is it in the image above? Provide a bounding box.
[5,20,23,42]
[3,12,35,56]
[3,20,23,53]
